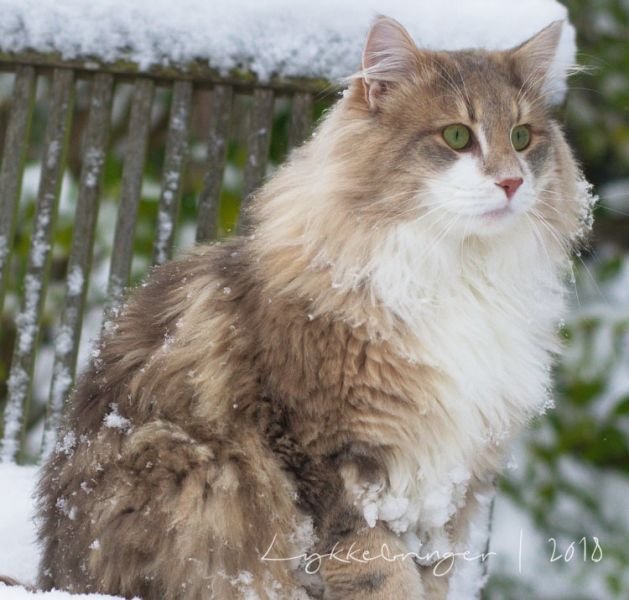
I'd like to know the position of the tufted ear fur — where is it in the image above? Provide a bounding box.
[509,20,564,102]
[361,16,419,111]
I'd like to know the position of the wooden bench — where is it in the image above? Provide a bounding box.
[0,52,330,462]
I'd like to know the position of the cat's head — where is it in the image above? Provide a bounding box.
[253,16,595,320]
[338,15,590,244]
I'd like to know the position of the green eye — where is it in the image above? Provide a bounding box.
[443,124,471,150]
[511,125,531,151]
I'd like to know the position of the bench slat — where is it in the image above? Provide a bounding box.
[239,88,274,234]
[288,92,313,151]
[106,78,155,313]
[196,84,234,242]
[0,51,332,95]
[1,68,75,463]
[0,66,36,316]
[153,80,193,265]
[42,73,114,458]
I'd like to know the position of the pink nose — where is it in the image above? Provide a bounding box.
[496,177,523,200]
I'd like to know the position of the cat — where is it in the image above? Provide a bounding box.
[35,15,593,600]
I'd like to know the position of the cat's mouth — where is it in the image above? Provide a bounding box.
[480,205,513,220]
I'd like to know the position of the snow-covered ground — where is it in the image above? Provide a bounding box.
[0,464,124,599]
[0,465,39,587]
[0,466,582,597]
[0,0,575,102]
[0,587,122,600]
[2,456,627,599]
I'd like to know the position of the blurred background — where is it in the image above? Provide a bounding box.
[0,0,627,598]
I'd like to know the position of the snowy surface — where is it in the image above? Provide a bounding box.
[0,465,39,586]
[0,586,122,600]
[0,0,576,101]
[3,459,626,598]
[0,465,123,599]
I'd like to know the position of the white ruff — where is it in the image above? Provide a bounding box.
[341,209,569,549]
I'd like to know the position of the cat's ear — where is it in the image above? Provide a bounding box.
[361,16,418,111]
[509,21,564,99]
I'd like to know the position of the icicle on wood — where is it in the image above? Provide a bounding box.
[42,73,114,459]
[152,80,192,265]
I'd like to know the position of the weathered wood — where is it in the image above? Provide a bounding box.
[106,78,155,313]
[0,66,36,317]
[287,91,313,151]
[239,88,274,234]
[196,84,233,242]
[152,80,193,265]
[1,68,74,463]
[42,73,114,458]
[0,50,333,96]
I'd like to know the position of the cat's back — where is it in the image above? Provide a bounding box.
[37,238,260,514]
[59,239,256,435]
[35,238,316,597]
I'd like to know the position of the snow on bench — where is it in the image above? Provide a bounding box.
[0,0,575,101]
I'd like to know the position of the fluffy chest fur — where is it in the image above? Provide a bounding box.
[333,219,568,542]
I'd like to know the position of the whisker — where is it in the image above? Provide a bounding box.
[575,254,608,302]
[419,213,462,262]
[530,208,569,253]
[525,214,556,272]
[598,203,629,218]
[569,261,581,308]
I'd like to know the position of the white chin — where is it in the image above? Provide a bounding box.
[468,208,520,237]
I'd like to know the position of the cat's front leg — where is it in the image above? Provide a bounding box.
[309,462,425,600]
[317,507,425,600]
[419,566,450,600]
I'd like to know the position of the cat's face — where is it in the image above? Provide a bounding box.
[400,51,548,238]
[346,17,581,243]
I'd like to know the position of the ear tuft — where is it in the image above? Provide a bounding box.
[361,15,418,111]
[510,20,565,101]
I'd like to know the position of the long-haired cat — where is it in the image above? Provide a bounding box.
[36,15,593,600]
